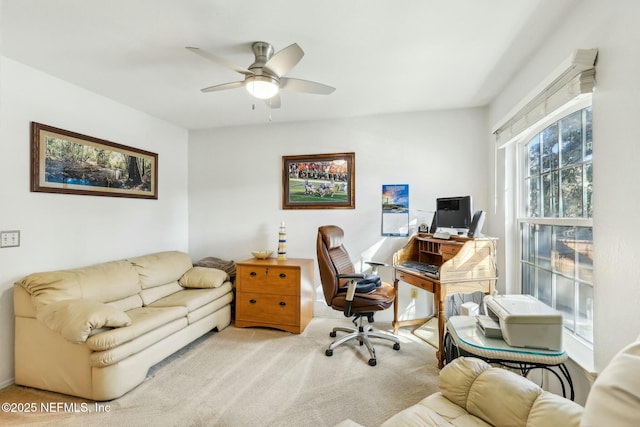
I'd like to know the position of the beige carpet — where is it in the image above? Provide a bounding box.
[0,317,440,427]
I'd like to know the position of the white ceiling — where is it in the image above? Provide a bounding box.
[1,0,575,130]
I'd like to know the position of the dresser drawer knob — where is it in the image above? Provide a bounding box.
[250,299,257,304]
[279,273,286,278]
[250,272,257,277]
[279,301,286,306]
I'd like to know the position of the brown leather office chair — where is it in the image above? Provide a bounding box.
[317,225,400,366]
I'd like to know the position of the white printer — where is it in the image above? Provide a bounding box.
[484,294,563,351]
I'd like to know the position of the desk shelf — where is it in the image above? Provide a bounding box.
[417,238,465,264]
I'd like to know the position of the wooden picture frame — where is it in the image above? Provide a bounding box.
[30,122,158,199]
[282,152,355,209]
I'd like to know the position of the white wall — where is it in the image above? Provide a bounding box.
[487,0,640,375]
[0,57,190,387]
[188,109,490,319]
[9,1,636,404]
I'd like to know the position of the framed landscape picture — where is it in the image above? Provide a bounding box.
[282,152,355,209]
[31,122,158,199]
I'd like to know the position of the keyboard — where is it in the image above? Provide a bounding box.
[399,260,439,279]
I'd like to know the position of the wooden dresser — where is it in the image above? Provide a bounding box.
[235,258,314,334]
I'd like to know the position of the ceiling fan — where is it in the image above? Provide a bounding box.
[186,42,336,109]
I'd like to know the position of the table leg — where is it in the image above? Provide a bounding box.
[557,363,575,401]
[392,278,400,334]
[435,288,444,368]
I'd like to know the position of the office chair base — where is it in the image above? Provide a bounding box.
[325,320,400,366]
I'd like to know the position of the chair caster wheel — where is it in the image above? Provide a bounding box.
[329,331,337,337]
[325,349,333,357]
[393,343,401,350]
[368,358,377,366]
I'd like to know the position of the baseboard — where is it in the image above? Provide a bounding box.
[0,376,15,389]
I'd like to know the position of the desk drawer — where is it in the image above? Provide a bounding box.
[441,244,461,255]
[396,271,435,292]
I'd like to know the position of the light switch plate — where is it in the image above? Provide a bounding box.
[0,230,20,248]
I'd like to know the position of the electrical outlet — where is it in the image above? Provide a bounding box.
[410,288,418,299]
[0,230,20,248]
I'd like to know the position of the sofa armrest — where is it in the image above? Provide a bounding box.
[37,299,131,343]
[528,391,583,427]
[439,356,493,407]
[14,284,37,318]
[581,336,640,427]
[440,357,582,427]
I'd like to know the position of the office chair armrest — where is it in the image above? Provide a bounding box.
[365,261,387,275]
[337,273,366,281]
[343,280,357,317]
[336,275,364,317]
[365,261,387,267]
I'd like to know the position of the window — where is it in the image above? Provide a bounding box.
[519,106,593,344]
[493,49,596,366]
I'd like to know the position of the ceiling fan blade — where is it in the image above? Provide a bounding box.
[263,43,304,77]
[264,94,281,109]
[201,81,245,93]
[280,77,336,95]
[186,46,254,76]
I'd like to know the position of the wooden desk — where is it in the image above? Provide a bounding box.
[392,234,497,368]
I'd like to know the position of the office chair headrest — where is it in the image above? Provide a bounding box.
[319,225,344,250]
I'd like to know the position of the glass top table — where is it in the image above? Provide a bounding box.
[445,315,573,400]
[447,315,568,362]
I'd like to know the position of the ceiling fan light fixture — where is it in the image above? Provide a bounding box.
[245,75,279,99]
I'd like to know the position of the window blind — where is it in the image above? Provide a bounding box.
[493,49,597,148]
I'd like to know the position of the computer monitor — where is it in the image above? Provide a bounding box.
[435,196,472,234]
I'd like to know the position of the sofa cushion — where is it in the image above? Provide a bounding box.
[37,299,132,343]
[179,266,229,289]
[439,356,491,408]
[139,281,183,305]
[106,294,143,312]
[381,392,491,426]
[440,357,573,427]
[85,305,187,351]
[90,317,188,367]
[149,283,233,313]
[128,251,192,289]
[186,289,234,324]
[385,357,583,427]
[16,260,140,310]
[466,367,543,426]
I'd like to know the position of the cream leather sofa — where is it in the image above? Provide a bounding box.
[379,357,582,426]
[13,250,233,401]
[339,331,640,426]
